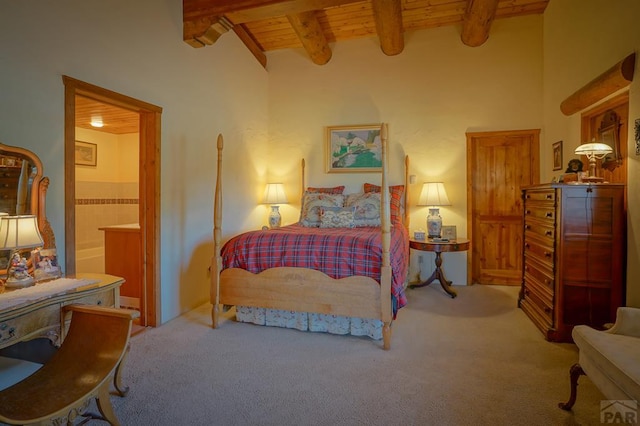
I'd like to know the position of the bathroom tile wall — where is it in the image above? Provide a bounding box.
[75,181,138,251]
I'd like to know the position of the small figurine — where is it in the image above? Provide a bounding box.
[565,159,584,173]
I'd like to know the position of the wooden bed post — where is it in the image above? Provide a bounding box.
[404,155,410,229]
[380,123,393,349]
[211,134,224,328]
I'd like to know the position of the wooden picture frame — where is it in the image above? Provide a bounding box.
[599,110,621,171]
[75,141,97,166]
[552,141,562,171]
[326,124,383,173]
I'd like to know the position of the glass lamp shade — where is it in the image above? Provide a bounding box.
[418,183,450,239]
[574,143,613,177]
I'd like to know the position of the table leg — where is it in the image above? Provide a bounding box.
[409,252,457,298]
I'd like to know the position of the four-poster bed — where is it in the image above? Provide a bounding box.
[210,123,409,349]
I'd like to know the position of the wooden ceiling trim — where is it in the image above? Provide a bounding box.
[461,0,499,47]
[225,0,363,24]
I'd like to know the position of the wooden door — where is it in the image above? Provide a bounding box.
[466,130,540,285]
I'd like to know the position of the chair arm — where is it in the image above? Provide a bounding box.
[63,304,141,321]
[606,307,640,338]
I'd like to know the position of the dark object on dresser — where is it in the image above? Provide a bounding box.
[518,183,626,342]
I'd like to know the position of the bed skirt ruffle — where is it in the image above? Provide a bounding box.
[235,306,384,340]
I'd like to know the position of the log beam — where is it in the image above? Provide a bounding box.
[371,0,404,56]
[461,0,499,47]
[233,25,268,69]
[560,52,636,116]
[287,11,332,65]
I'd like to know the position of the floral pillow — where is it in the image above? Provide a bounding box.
[344,192,381,227]
[320,206,356,228]
[363,183,405,224]
[300,193,345,227]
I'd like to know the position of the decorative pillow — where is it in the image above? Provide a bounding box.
[363,183,405,224]
[345,192,381,227]
[300,193,345,227]
[306,186,345,194]
[320,206,356,228]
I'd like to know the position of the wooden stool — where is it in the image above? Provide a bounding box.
[0,304,139,425]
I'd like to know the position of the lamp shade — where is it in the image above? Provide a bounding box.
[574,143,612,159]
[417,182,451,206]
[0,215,44,250]
[263,183,288,204]
[575,143,613,177]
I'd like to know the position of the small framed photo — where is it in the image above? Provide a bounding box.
[32,248,62,281]
[442,225,457,241]
[326,124,383,173]
[75,140,97,166]
[552,140,562,171]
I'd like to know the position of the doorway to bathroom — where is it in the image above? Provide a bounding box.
[63,76,161,327]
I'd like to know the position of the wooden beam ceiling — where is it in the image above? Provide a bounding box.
[183,0,549,68]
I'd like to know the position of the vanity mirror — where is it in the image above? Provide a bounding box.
[0,143,55,274]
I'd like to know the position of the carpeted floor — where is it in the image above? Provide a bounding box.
[104,284,605,425]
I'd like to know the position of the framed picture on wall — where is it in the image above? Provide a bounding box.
[75,141,97,166]
[325,124,383,173]
[552,140,563,171]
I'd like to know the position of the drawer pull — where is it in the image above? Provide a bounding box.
[545,230,552,236]
[524,243,530,249]
[545,212,553,218]
[546,194,552,200]
[544,251,552,258]
[525,210,531,215]
[97,300,103,305]
[524,225,531,230]
[544,306,551,314]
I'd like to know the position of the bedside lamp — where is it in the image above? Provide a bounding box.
[574,142,612,179]
[417,182,451,239]
[0,215,44,288]
[263,183,288,229]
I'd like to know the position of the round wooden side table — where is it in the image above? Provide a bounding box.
[408,238,470,298]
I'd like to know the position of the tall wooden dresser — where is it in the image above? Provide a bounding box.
[518,183,625,342]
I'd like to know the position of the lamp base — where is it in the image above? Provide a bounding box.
[268,205,282,229]
[5,276,35,288]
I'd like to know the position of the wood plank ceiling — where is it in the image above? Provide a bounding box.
[183,0,550,67]
[78,0,549,135]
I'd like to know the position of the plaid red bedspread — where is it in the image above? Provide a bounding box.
[221,223,409,315]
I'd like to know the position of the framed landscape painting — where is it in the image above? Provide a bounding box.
[326,124,383,173]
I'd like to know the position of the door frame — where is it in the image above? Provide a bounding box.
[63,76,161,327]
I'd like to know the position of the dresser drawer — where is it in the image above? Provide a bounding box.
[0,304,59,346]
[524,258,554,296]
[521,283,553,325]
[63,288,115,308]
[524,205,556,223]
[523,189,555,203]
[524,221,555,243]
[524,238,554,265]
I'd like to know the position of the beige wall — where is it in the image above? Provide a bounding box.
[0,0,269,322]
[266,15,544,284]
[542,0,640,306]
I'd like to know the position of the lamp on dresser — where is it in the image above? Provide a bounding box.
[263,183,288,229]
[417,182,451,239]
[0,214,44,288]
[574,142,613,181]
